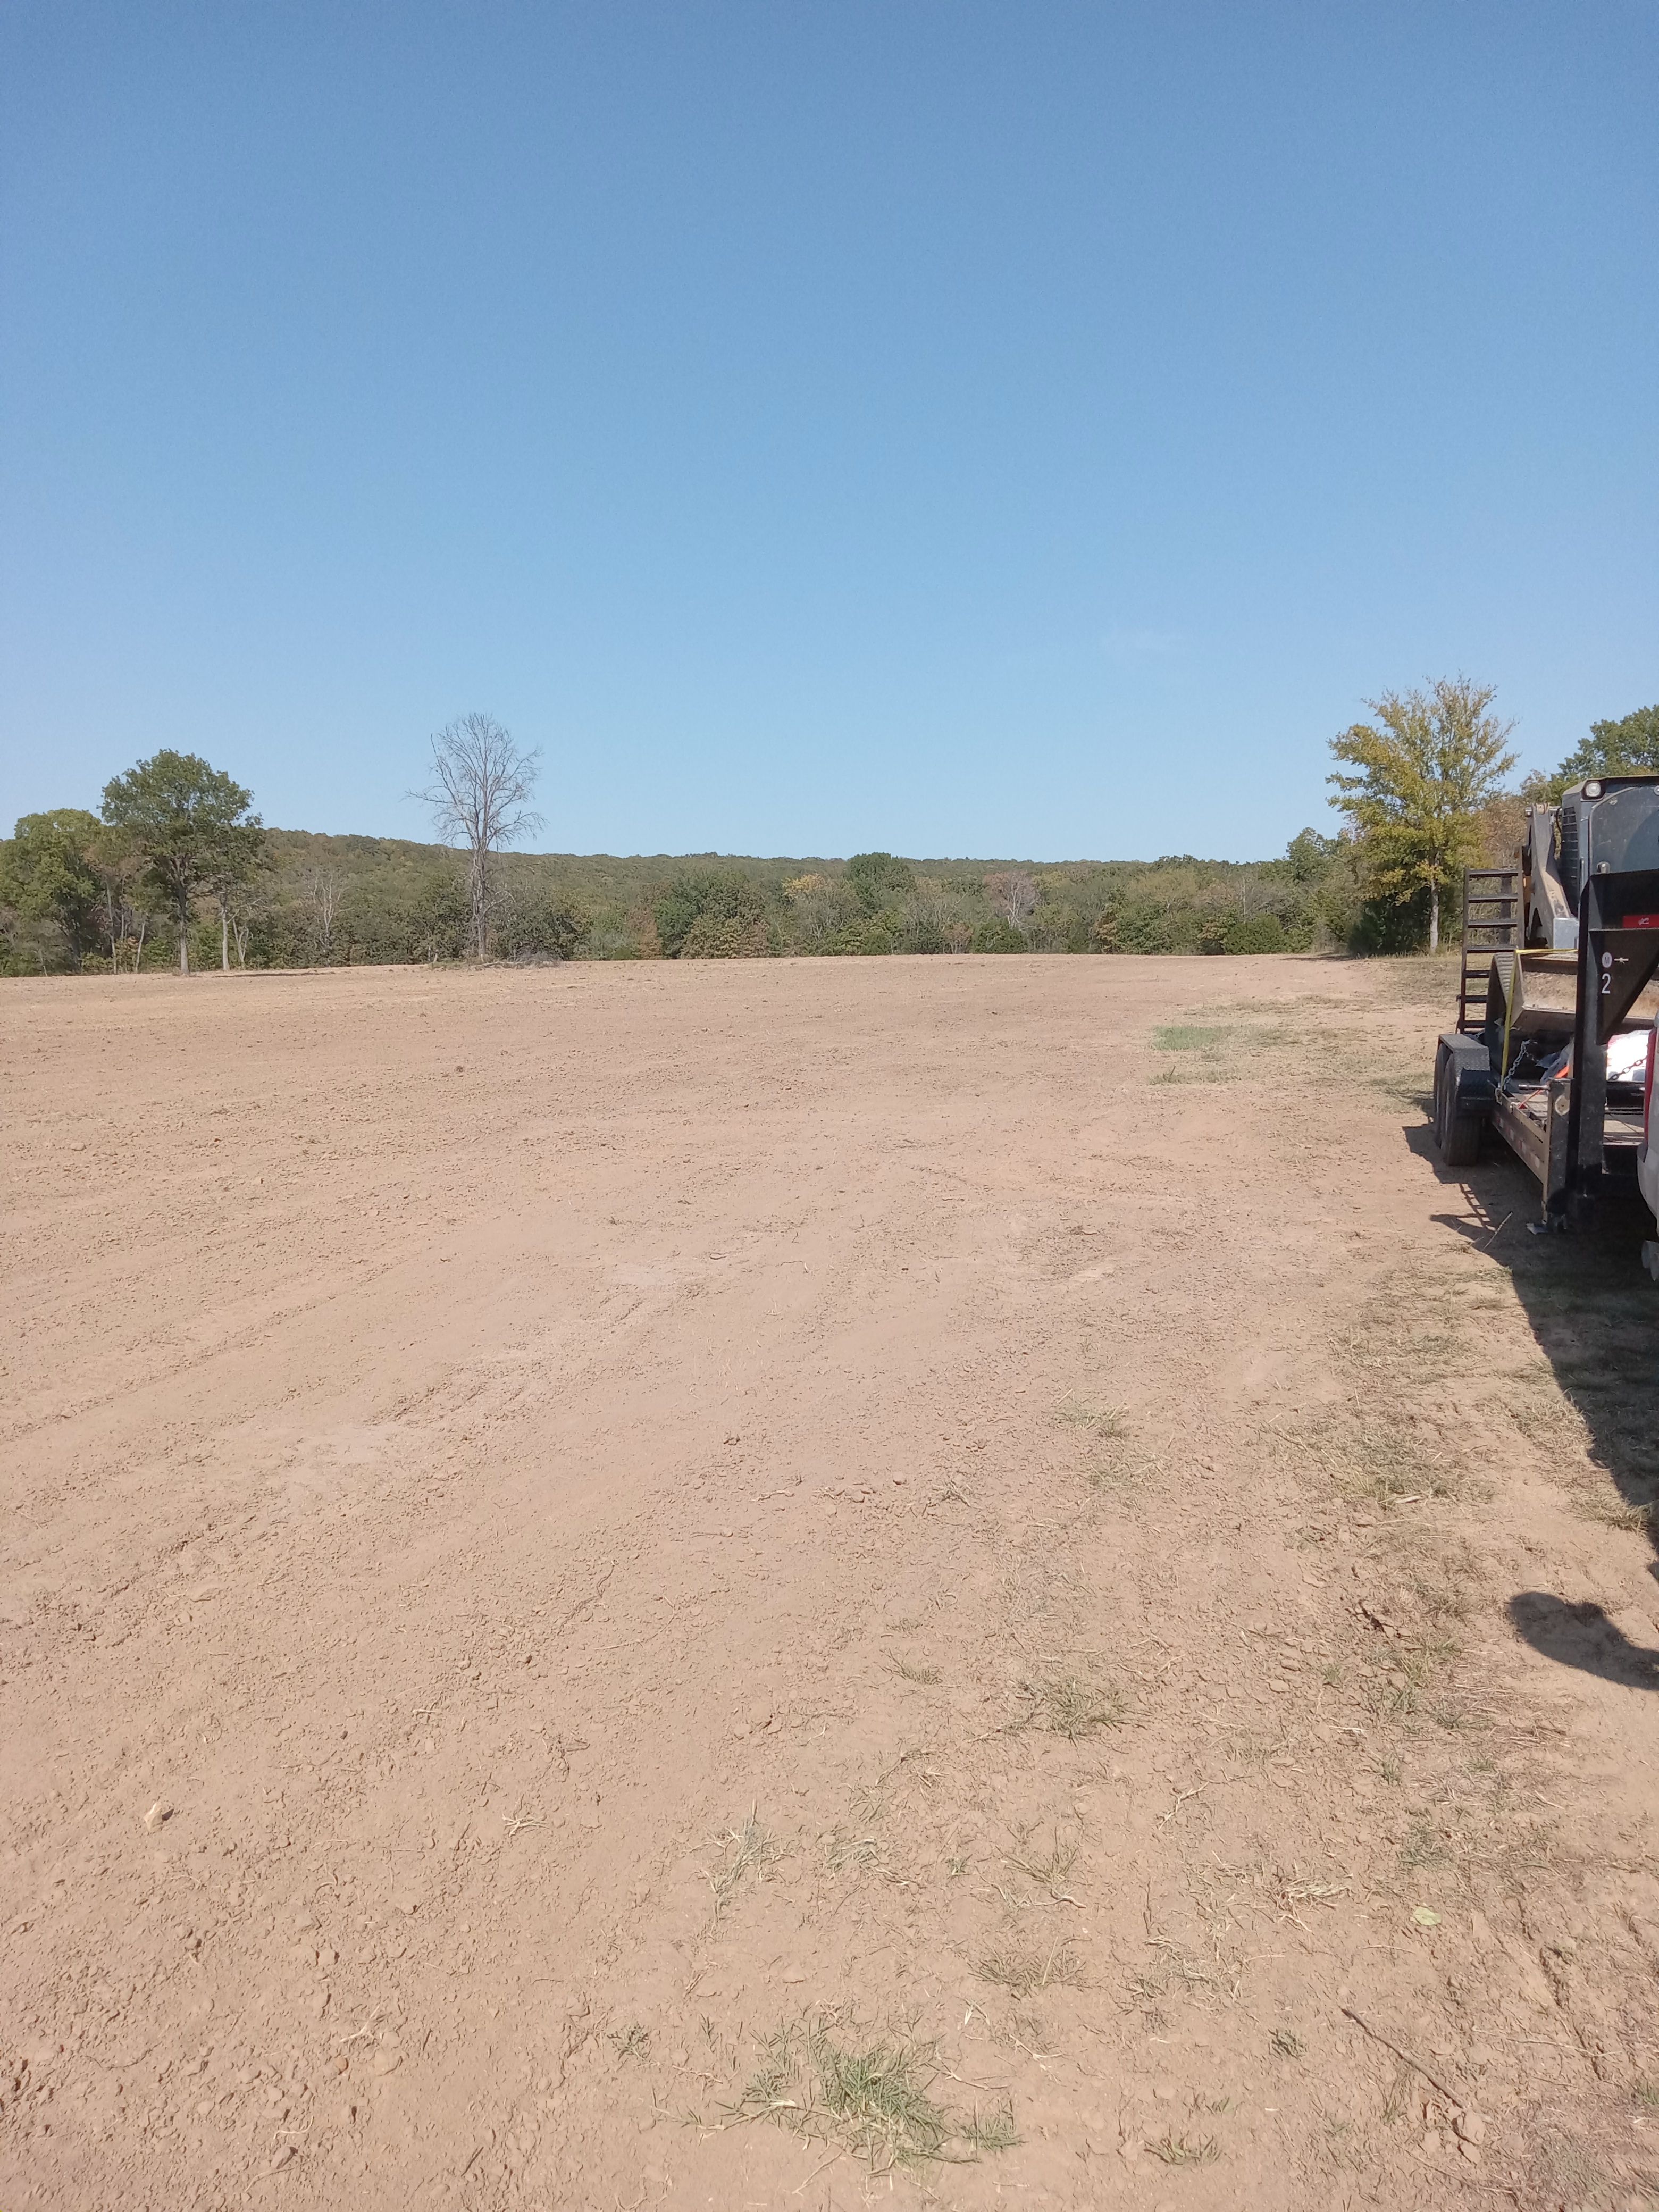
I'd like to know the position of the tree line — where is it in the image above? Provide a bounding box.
[4,693,1654,975]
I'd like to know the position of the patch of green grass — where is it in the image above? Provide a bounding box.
[608,2022,650,2060]
[725,2020,1016,2172]
[1152,1025,1233,1052]
[1150,1023,1236,1085]
[814,2034,949,2168]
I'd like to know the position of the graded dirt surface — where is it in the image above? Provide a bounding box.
[7,954,1659,2211]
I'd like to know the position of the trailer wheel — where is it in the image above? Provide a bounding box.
[1434,1043,1485,1167]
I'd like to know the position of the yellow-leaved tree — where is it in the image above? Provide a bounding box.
[1328,678,1516,953]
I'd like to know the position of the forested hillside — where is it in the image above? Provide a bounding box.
[1,820,1382,973]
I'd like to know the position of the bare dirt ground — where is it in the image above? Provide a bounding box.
[6,953,1659,2212]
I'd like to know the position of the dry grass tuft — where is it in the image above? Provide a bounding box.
[1012,1673,1127,1740]
[1006,1826,1080,1901]
[1575,1491,1659,1532]
[708,1808,781,1920]
[820,1826,886,1879]
[1055,1398,1129,1441]
[975,1940,1084,1998]
[1148,2131,1221,2166]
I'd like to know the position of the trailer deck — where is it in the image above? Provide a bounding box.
[1435,777,1659,1230]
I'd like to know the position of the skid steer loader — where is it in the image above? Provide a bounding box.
[1432,775,1659,1259]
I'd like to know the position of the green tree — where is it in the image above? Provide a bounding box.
[969,915,1026,953]
[85,824,152,971]
[1282,827,1340,884]
[843,851,915,912]
[399,866,472,963]
[1,809,104,968]
[1534,703,1659,798]
[653,869,767,957]
[1327,679,1516,953]
[496,882,586,960]
[100,751,265,974]
[202,821,271,970]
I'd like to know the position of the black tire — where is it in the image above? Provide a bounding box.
[1432,1044,1451,1153]
[1437,1048,1485,1166]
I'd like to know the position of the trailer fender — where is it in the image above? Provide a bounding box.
[1434,1031,1494,1168]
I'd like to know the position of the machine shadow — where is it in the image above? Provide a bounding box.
[1410,1120,1659,1689]
[1506,1594,1659,1688]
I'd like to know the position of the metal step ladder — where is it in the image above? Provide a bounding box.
[1459,866,1521,1033]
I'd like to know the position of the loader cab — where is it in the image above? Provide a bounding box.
[1566,777,1659,885]
[1527,776,1659,950]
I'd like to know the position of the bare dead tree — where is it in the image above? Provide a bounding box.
[413,714,543,959]
[985,869,1040,934]
[89,829,148,974]
[303,867,345,962]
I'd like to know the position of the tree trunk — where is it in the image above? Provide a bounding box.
[1429,879,1440,956]
[220,899,231,972]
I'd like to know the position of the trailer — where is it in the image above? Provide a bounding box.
[1432,776,1659,1250]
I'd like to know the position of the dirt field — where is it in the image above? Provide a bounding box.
[6,953,1659,2211]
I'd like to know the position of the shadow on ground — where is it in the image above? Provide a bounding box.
[1507,1593,1659,1687]
[1408,1118,1659,1689]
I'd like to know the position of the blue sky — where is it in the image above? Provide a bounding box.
[2,3,1655,862]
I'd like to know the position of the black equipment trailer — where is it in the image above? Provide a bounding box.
[1432,776,1659,1231]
